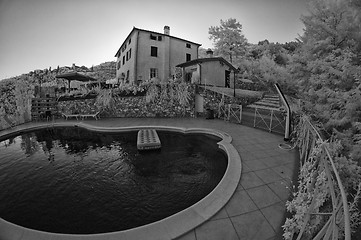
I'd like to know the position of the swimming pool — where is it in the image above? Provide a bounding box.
[0,126,227,234]
[0,123,241,240]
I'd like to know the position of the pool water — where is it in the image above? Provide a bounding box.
[0,127,227,234]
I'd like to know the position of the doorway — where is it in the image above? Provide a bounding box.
[225,70,231,88]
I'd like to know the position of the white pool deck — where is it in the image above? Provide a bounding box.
[0,118,299,240]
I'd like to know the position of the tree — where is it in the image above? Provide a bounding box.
[300,0,361,53]
[198,47,210,58]
[208,18,247,63]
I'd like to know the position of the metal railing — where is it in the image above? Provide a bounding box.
[216,84,290,137]
[274,83,291,140]
[288,115,351,240]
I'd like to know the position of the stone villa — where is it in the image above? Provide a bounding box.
[115,26,201,84]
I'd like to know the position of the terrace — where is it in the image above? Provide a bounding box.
[0,117,297,240]
[0,81,352,240]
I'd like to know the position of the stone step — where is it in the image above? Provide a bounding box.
[247,94,281,111]
[253,101,280,108]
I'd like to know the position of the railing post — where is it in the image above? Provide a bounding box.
[269,110,273,132]
[227,104,231,121]
[239,105,242,124]
[253,108,257,128]
[274,84,291,141]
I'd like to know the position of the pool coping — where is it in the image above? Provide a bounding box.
[0,122,242,240]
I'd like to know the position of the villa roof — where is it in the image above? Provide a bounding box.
[176,57,238,72]
[55,71,97,82]
[114,27,202,57]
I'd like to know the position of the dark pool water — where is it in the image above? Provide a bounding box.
[0,127,227,234]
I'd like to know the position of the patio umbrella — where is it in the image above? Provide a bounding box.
[106,78,118,85]
[56,71,98,92]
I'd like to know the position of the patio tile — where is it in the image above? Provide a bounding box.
[210,207,229,221]
[247,185,282,209]
[252,150,271,159]
[242,144,267,153]
[263,149,281,157]
[284,162,298,173]
[267,179,293,201]
[272,165,294,179]
[195,218,239,240]
[235,182,244,191]
[239,151,258,161]
[231,210,276,240]
[262,157,286,168]
[241,162,252,173]
[225,190,258,217]
[233,143,249,152]
[243,159,268,171]
[260,201,287,232]
[276,153,297,163]
[254,168,283,184]
[176,230,196,240]
[240,172,265,189]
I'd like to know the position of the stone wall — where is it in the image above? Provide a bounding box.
[58,98,98,115]
[58,95,195,118]
[57,85,259,119]
[197,86,260,117]
[235,81,268,92]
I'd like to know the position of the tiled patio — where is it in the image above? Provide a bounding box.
[0,117,299,240]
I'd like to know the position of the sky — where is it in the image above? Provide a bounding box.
[0,0,308,80]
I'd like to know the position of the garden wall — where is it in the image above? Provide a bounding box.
[197,86,260,117]
[235,81,268,92]
[58,96,195,118]
[56,85,261,120]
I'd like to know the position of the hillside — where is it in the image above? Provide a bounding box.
[0,61,116,85]
[0,61,116,115]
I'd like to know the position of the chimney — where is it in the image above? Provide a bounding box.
[164,26,170,35]
[206,48,213,58]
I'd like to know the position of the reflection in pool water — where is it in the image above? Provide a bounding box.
[0,127,227,234]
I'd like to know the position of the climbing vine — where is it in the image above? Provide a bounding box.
[283,116,361,239]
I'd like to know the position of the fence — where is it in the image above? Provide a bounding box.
[216,84,291,139]
[217,104,287,136]
[283,115,351,240]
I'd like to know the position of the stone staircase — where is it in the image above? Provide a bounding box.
[247,94,282,111]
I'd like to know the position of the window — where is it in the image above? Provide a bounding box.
[129,38,131,44]
[186,43,191,48]
[158,36,162,41]
[126,49,132,61]
[126,49,131,61]
[123,56,125,65]
[150,34,157,40]
[150,68,158,78]
[186,53,191,62]
[151,46,158,57]
[126,70,130,80]
[122,43,127,52]
[117,61,120,70]
[185,72,192,82]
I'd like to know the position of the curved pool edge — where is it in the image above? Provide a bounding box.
[0,122,242,240]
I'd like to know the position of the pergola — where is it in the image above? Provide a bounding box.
[55,71,98,92]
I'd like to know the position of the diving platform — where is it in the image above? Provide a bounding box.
[137,129,161,150]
